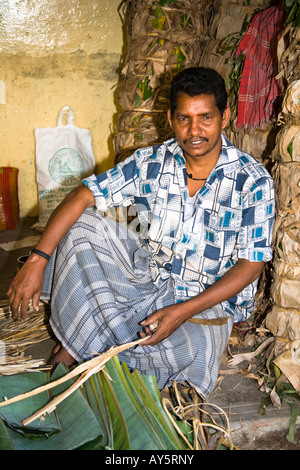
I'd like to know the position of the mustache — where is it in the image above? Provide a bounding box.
[184,136,209,144]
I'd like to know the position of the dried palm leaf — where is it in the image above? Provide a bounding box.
[114,0,212,162]
[0,299,53,373]
[266,305,300,341]
[162,379,236,450]
[0,359,49,375]
[0,301,52,347]
[227,337,275,368]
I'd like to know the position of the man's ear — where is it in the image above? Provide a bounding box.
[222,105,231,129]
[167,108,173,130]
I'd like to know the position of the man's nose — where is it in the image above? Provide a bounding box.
[189,118,202,135]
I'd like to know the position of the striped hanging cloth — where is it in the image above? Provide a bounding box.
[235,4,286,129]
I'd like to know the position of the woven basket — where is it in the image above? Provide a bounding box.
[0,167,19,231]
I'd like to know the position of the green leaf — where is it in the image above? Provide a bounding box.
[0,357,189,450]
[258,396,271,415]
[121,361,186,449]
[151,7,166,31]
[81,373,111,448]
[285,0,300,25]
[157,0,177,6]
[0,364,102,450]
[99,370,131,449]
[180,13,192,29]
[134,93,142,108]
[287,142,293,159]
[0,370,61,439]
[104,357,169,449]
[284,398,298,443]
[0,417,13,450]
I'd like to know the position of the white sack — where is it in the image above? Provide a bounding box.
[33,106,95,231]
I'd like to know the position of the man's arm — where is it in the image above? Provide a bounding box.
[7,184,95,321]
[140,258,264,345]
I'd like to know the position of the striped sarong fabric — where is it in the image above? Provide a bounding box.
[42,210,233,398]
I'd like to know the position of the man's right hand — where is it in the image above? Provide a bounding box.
[7,252,48,321]
[7,184,95,322]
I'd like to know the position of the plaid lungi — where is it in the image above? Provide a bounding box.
[42,210,233,398]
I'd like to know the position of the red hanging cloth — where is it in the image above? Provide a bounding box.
[235,4,286,129]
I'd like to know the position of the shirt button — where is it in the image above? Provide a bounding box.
[164,263,172,272]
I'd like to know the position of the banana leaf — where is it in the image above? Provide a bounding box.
[121,362,185,449]
[0,364,102,450]
[0,416,13,450]
[0,356,188,450]
[98,368,131,450]
[0,371,61,440]
[81,374,112,449]
[104,356,186,449]
[82,356,186,450]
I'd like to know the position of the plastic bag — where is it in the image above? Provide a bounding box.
[33,106,95,231]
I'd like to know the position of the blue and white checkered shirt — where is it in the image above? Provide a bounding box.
[83,135,275,322]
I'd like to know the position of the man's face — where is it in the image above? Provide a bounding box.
[167,92,230,162]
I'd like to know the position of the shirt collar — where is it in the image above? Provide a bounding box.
[165,134,238,182]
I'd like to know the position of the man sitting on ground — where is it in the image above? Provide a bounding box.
[8,67,275,399]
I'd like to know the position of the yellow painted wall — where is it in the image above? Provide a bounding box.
[0,0,124,217]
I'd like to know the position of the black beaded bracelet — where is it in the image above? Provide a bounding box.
[30,248,51,262]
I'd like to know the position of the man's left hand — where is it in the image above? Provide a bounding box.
[139,303,187,346]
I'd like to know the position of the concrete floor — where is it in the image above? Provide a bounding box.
[0,217,299,450]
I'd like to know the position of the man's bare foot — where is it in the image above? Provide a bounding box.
[48,344,75,368]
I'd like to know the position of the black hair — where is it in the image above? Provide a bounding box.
[170,67,228,117]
